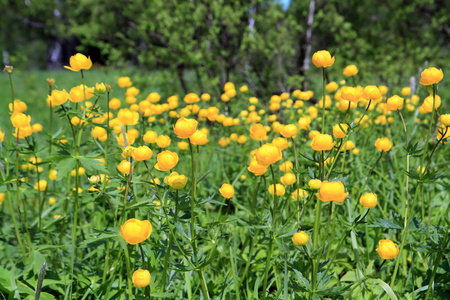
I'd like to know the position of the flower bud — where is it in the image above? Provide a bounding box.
[360,193,378,209]
[34,180,48,191]
[376,239,399,259]
[132,269,151,288]
[46,78,55,86]
[308,179,322,190]
[88,175,101,184]
[4,65,13,73]
[219,183,235,198]
[292,231,309,246]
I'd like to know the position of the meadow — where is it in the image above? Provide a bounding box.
[0,52,449,300]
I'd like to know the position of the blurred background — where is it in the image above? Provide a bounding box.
[1,0,449,96]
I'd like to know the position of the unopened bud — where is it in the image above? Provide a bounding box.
[4,65,13,73]
[105,84,112,92]
[47,78,55,86]
[96,83,106,94]
[88,175,101,184]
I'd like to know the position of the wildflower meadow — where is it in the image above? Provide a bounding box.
[0,49,448,300]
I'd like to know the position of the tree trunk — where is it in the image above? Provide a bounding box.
[177,64,188,94]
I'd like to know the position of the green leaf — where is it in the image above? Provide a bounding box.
[368,218,402,230]
[56,157,76,180]
[78,156,109,174]
[370,278,398,300]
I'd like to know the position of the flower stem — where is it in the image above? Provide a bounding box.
[321,68,326,133]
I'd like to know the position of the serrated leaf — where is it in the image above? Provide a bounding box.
[79,156,109,174]
[56,157,76,180]
[368,218,402,230]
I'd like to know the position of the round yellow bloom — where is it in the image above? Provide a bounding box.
[91,126,107,139]
[116,132,135,147]
[201,93,211,101]
[109,98,121,109]
[343,65,358,77]
[249,123,267,141]
[155,151,179,171]
[117,109,139,126]
[118,77,132,88]
[280,124,298,138]
[219,183,235,198]
[132,146,153,161]
[291,189,308,201]
[177,141,189,150]
[272,137,288,151]
[189,130,209,145]
[240,85,248,92]
[326,81,339,93]
[340,86,361,103]
[11,113,31,129]
[360,193,378,209]
[184,93,200,104]
[255,143,282,166]
[143,131,158,143]
[401,87,411,96]
[332,124,349,138]
[248,157,268,176]
[440,114,450,127]
[280,173,296,186]
[64,53,92,72]
[376,239,399,259]
[34,180,48,191]
[237,135,247,144]
[363,85,381,100]
[164,172,188,189]
[312,50,335,68]
[31,123,43,133]
[49,169,57,180]
[341,140,355,152]
[375,137,393,152]
[174,117,198,139]
[117,160,133,174]
[386,95,404,111]
[156,135,171,148]
[9,99,27,113]
[47,89,69,106]
[279,161,293,172]
[308,179,322,190]
[132,269,151,288]
[420,94,441,113]
[268,184,285,196]
[298,116,311,129]
[120,218,152,245]
[311,134,335,151]
[292,231,309,246]
[316,180,348,202]
[419,67,444,86]
[48,197,56,205]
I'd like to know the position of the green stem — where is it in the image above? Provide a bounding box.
[321,68,326,133]
[124,246,133,296]
[291,137,301,225]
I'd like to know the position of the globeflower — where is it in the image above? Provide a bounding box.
[132,270,151,288]
[34,180,48,191]
[292,231,309,246]
[11,113,31,129]
[156,135,171,148]
[312,50,335,68]
[386,95,404,111]
[308,179,322,189]
[249,123,267,141]
[164,172,188,189]
[279,161,293,172]
[280,124,298,138]
[419,67,444,86]
[268,184,285,196]
[272,137,288,151]
[47,89,69,106]
[291,189,308,201]
[343,65,358,77]
[118,77,132,88]
[332,124,349,138]
[375,137,392,152]
[184,93,200,104]
[440,114,450,127]
[280,173,296,186]
[360,193,378,209]
[311,134,335,151]
[143,131,158,143]
[132,146,153,161]
[376,239,399,259]
[189,130,209,145]
[64,53,92,72]
[219,183,235,198]
[117,108,139,126]
[117,160,133,174]
[340,86,361,103]
[120,218,152,245]
[363,85,382,100]
[155,151,179,171]
[173,117,198,139]
[255,143,282,166]
[248,157,268,176]
[316,180,348,202]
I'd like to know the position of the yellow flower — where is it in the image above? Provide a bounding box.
[375,137,392,152]
[132,269,151,288]
[376,239,399,259]
[117,108,139,126]
[332,124,349,138]
[156,135,171,148]
[401,87,411,96]
[312,50,335,68]
[343,65,358,77]
[118,77,132,88]
[155,151,179,171]
[201,93,211,101]
[48,197,56,205]
[272,137,288,151]
[280,124,298,138]
[291,189,308,201]
[31,124,43,133]
[255,143,282,166]
[316,180,348,202]
[178,141,189,150]
[237,135,247,144]
[132,146,153,161]
[164,172,188,189]
[249,123,267,141]
[268,184,285,196]
[311,134,335,151]
[440,114,450,127]
[47,89,69,106]
[280,173,296,186]
[0,128,4,143]
[298,116,311,129]
[340,86,361,103]
[240,85,248,92]
[11,113,31,129]
[9,99,28,113]
[279,161,293,172]
[363,85,381,100]
[88,175,101,184]
[219,183,235,198]
[91,126,107,139]
[117,160,133,174]
[174,117,198,139]
[116,132,135,147]
[189,130,209,145]
[64,53,92,72]
[14,126,33,139]
[420,95,441,113]
[248,157,268,176]
[34,180,48,191]
[49,170,57,180]
[326,81,339,93]
[184,93,200,104]
[419,67,444,86]
[143,131,158,143]
[292,231,309,246]
[308,179,322,190]
[341,140,355,152]
[120,218,152,245]
[386,95,404,111]
[96,83,106,94]
[360,193,378,209]
[126,87,140,97]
